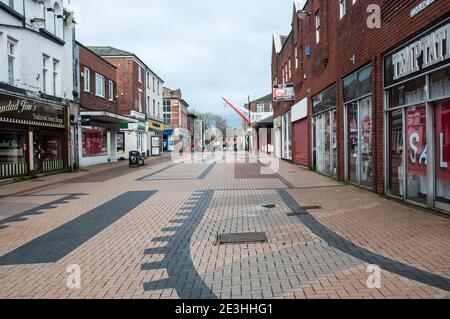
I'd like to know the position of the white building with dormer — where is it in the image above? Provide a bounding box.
[0,0,77,181]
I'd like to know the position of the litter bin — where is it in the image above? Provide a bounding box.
[129,151,141,167]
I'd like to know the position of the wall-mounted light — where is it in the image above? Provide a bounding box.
[297,10,311,20]
[31,17,46,27]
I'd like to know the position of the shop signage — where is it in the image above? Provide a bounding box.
[291,98,308,122]
[274,117,282,129]
[0,93,65,127]
[148,120,165,131]
[385,20,450,86]
[273,84,295,101]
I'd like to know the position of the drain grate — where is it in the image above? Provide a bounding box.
[216,232,268,245]
[262,204,277,209]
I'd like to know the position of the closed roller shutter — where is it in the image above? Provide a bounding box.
[293,119,308,166]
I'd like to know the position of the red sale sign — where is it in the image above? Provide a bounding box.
[436,102,450,182]
[406,106,427,177]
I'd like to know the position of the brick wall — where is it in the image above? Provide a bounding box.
[272,0,450,194]
[102,57,145,116]
[79,44,117,113]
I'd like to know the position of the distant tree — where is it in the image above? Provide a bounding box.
[214,115,228,136]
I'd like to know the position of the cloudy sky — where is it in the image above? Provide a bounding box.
[70,0,294,127]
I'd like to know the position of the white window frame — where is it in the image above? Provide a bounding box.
[138,89,143,113]
[257,104,265,113]
[42,54,49,93]
[84,67,91,92]
[316,11,321,43]
[7,39,16,84]
[340,0,346,19]
[95,73,105,98]
[138,66,142,83]
[295,45,298,69]
[109,80,114,101]
[52,59,59,96]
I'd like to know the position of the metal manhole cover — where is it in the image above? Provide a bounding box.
[262,204,277,209]
[216,232,268,245]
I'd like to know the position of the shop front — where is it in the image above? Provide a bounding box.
[163,129,175,152]
[79,111,136,167]
[147,119,165,156]
[119,119,147,159]
[0,92,67,179]
[343,65,373,189]
[384,19,450,213]
[291,98,309,167]
[281,111,292,160]
[273,116,282,159]
[312,85,337,177]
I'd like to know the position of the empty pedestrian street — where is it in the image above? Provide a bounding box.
[0,153,449,299]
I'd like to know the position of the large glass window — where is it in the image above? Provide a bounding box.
[388,76,426,108]
[117,132,125,154]
[347,102,359,184]
[360,97,373,188]
[435,101,450,206]
[82,127,108,157]
[406,105,427,204]
[314,109,336,177]
[345,65,373,188]
[0,132,26,165]
[431,68,450,99]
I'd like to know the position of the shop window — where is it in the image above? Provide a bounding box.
[82,127,108,157]
[0,131,26,166]
[347,102,359,184]
[435,101,450,206]
[344,65,372,103]
[388,109,404,197]
[431,68,450,99]
[117,132,125,154]
[359,97,373,188]
[406,105,427,204]
[388,76,426,108]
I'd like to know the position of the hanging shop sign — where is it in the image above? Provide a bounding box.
[273,84,295,101]
[0,93,65,128]
[385,19,450,86]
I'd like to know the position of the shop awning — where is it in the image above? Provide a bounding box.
[80,111,139,124]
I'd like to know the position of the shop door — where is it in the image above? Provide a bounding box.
[293,119,308,166]
[435,101,450,211]
[33,133,43,174]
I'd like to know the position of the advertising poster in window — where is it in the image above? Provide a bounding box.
[117,132,125,154]
[406,106,427,177]
[436,102,450,182]
[0,132,26,163]
[82,127,107,157]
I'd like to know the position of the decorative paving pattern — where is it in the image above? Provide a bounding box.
[0,154,449,299]
[142,190,217,299]
[0,191,156,265]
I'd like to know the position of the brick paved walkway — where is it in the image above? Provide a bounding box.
[0,152,449,299]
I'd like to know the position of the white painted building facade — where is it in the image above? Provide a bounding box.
[0,0,76,180]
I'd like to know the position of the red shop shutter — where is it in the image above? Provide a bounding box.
[293,119,308,166]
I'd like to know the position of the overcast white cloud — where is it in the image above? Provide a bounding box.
[70,0,294,127]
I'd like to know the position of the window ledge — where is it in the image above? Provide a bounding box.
[39,28,65,46]
[0,2,25,21]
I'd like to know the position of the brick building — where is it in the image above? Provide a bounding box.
[89,46,164,158]
[247,93,274,154]
[76,43,136,167]
[163,87,190,152]
[272,0,450,213]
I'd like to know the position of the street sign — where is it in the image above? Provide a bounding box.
[273,84,295,101]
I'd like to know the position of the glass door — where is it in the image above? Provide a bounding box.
[347,102,359,184]
[405,105,428,205]
[435,101,450,210]
[360,97,373,188]
[33,132,43,174]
